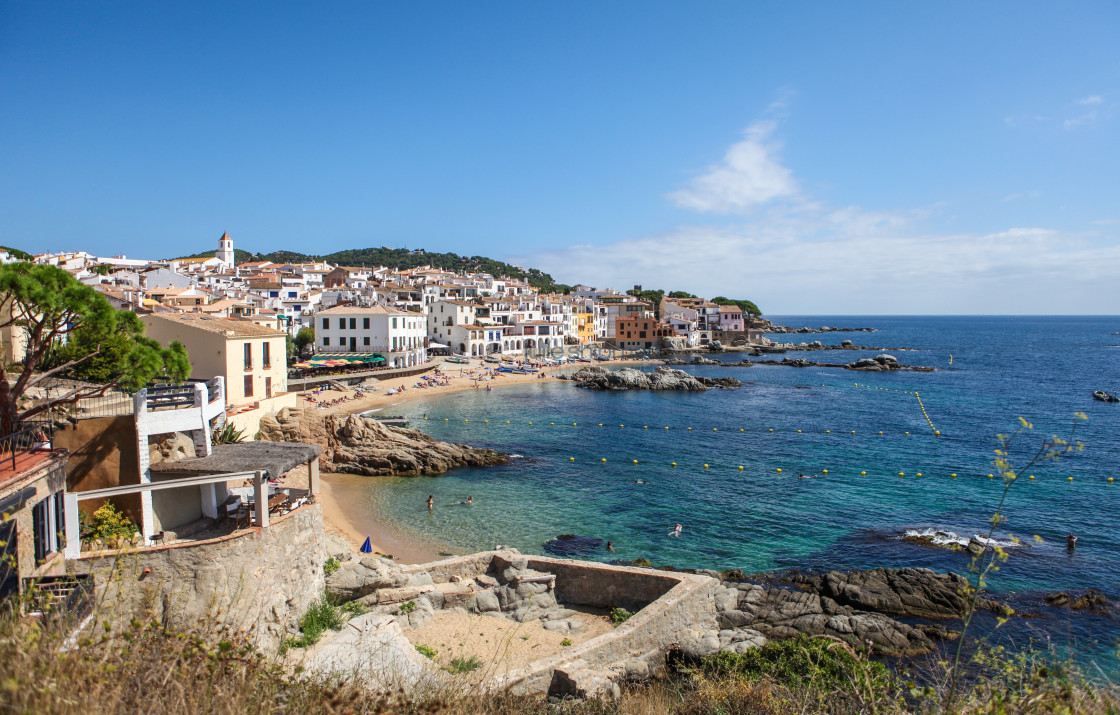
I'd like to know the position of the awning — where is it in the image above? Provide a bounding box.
[427,342,451,349]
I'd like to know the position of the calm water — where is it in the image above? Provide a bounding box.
[346,316,1120,663]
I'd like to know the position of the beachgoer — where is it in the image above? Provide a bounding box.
[427,495,433,510]
[606,541,615,552]
[1066,534,1078,550]
[467,496,473,504]
[798,473,808,479]
[669,524,683,537]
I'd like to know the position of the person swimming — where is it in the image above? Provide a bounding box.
[427,495,433,510]
[669,524,683,537]
[1066,534,1078,550]
[606,541,615,552]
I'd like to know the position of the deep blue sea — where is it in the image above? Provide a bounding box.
[336,316,1120,667]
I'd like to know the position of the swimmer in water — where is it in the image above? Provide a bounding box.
[467,496,472,505]
[1066,534,1078,551]
[606,541,615,553]
[669,524,683,537]
[427,495,433,510]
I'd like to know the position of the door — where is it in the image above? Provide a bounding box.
[349,337,356,351]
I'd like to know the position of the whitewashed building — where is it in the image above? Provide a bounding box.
[315,304,427,367]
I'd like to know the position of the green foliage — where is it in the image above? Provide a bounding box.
[667,290,697,299]
[711,295,762,317]
[0,263,191,433]
[415,644,438,659]
[173,248,257,264]
[701,636,890,692]
[447,655,483,674]
[610,607,633,625]
[281,596,345,652]
[293,327,315,358]
[212,423,247,445]
[398,599,417,614]
[339,600,365,617]
[630,558,652,567]
[560,638,572,647]
[0,246,32,261]
[322,557,341,576]
[79,503,137,545]
[626,288,666,305]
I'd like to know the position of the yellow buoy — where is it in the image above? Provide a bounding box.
[713,428,718,431]
[633,460,638,464]
[860,471,867,476]
[951,473,957,477]
[905,431,910,435]
[665,426,670,430]
[620,424,624,428]
[570,457,575,461]
[988,474,994,478]
[550,422,554,425]
[671,462,677,467]
[899,472,905,477]
[851,430,855,434]
[644,425,648,429]
[878,431,883,435]
[506,420,510,424]
[1028,475,1035,480]
[598,423,603,427]
[444,418,449,421]
[1067,477,1074,481]
[738,466,744,470]
[797,430,802,433]
[687,427,692,430]
[739,428,744,432]
[935,430,941,436]
[769,428,774,432]
[464,419,468,422]
[916,472,922,477]
[825,430,831,434]
[1109,477,1114,482]
[484,420,489,423]
[776,468,782,473]
[703,464,709,469]
[822,469,829,474]
[573,423,577,426]
[529,421,533,425]
[601,458,606,462]
[424,416,429,420]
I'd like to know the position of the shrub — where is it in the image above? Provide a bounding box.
[80,503,137,546]
[415,644,438,659]
[323,557,341,576]
[398,599,417,614]
[561,638,572,647]
[610,607,633,625]
[280,596,345,652]
[700,636,890,693]
[212,422,247,445]
[448,655,483,674]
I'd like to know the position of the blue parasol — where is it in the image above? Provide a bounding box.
[360,536,373,553]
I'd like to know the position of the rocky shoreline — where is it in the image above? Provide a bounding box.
[562,365,742,391]
[663,353,935,372]
[257,407,508,476]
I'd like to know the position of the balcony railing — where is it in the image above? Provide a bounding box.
[0,422,55,472]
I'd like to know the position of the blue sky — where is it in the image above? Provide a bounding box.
[1,2,1117,313]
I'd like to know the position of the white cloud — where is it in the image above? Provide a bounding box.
[666,120,798,213]
[1064,112,1098,130]
[512,110,1120,314]
[1079,95,1103,105]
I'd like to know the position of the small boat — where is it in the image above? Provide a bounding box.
[445,357,471,364]
[371,415,409,426]
[1093,390,1119,403]
[484,355,501,363]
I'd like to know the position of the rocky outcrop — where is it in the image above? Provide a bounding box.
[787,567,985,620]
[569,366,741,391]
[1043,589,1111,612]
[257,407,508,476]
[848,353,901,371]
[326,556,411,602]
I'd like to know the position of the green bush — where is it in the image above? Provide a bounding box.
[79,503,137,545]
[280,596,345,653]
[560,638,572,647]
[415,644,437,660]
[323,557,341,576]
[448,655,482,674]
[700,636,890,693]
[212,423,247,445]
[398,600,417,614]
[610,607,633,625]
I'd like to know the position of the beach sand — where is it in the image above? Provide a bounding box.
[310,355,660,563]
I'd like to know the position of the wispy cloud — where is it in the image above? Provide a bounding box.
[513,106,1120,314]
[1079,95,1103,105]
[666,119,798,213]
[1005,94,1110,131]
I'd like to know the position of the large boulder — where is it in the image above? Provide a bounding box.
[571,366,740,391]
[790,567,984,620]
[257,408,508,476]
[325,556,410,602]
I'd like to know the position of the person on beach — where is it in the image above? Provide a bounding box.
[669,524,683,537]
[427,495,433,510]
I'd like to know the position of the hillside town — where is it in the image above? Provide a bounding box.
[12,233,762,380]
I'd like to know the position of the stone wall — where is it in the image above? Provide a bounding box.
[73,503,327,650]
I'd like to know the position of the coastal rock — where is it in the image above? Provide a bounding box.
[571,366,740,391]
[788,567,987,620]
[1043,589,1111,612]
[660,336,689,351]
[707,340,725,353]
[257,408,509,476]
[325,556,410,601]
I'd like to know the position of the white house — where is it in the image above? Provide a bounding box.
[315,304,427,368]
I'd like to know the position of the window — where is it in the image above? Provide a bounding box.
[363,336,370,346]
[265,377,273,398]
[32,500,49,562]
[322,318,329,329]
[243,343,252,370]
[322,337,330,346]
[392,317,397,329]
[244,375,254,397]
[363,318,370,329]
[339,318,346,329]
[349,318,356,330]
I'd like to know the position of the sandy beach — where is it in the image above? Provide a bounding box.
[311,355,658,562]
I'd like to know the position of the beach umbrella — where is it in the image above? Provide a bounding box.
[360,536,373,553]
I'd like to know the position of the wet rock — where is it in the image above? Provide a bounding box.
[571,366,740,391]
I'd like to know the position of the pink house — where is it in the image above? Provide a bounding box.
[717,304,745,332]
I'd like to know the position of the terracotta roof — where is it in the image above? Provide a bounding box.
[316,304,411,316]
[144,313,285,337]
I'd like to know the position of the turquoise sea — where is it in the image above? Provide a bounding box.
[344,316,1120,665]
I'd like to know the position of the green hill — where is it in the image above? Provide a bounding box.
[174,246,570,293]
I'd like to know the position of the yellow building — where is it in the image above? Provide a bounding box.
[140,313,288,407]
[577,310,596,343]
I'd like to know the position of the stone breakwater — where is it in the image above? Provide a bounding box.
[665,353,934,372]
[562,365,742,391]
[257,407,508,476]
